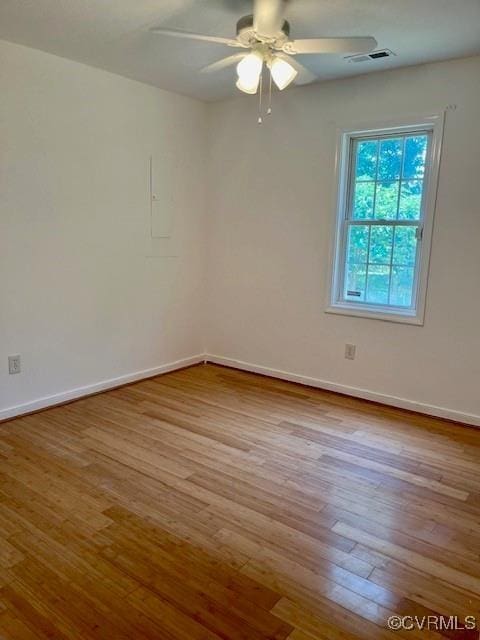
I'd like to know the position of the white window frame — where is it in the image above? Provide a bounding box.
[326,113,444,325]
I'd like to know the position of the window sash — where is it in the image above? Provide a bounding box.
[337,221,421,311]
[345,130,431,225]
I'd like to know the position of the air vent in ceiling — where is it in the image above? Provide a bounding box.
[345,49,396,63]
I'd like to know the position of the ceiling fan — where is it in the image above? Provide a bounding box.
[151,0,377,96]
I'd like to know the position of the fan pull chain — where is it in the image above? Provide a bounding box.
[257,72,263,124]
[267,67,272,115]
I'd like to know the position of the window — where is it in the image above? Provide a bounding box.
[327,115,443,324]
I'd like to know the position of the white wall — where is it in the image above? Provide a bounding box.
[2,42,479,425]
[0,39,207,418]
[206,55,480,424]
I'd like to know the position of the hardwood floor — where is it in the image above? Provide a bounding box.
[1,363,479,639]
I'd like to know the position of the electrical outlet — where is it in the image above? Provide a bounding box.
[8,355,21,375]
[345,344,356,360]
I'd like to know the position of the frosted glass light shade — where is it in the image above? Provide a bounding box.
[236,52,263,94]
[270,57,298,90]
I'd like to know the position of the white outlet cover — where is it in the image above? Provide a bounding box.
[8,355,21,374]
[345,344,356,360]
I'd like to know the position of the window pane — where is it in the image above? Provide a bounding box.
[403,135,427,179]
[355,140,378,181]
[345,264,366,301]
[398,180,423,220]
[378,138,403,180]
[352,181,375,219]
[393,226,417,266]
[347,225,369,264]
[369,226,393,264]
[366,265,390,304]
[390,266,414,307]
[374,181,399,219]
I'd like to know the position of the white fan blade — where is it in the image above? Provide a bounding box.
[284,37,377,55]
[150,28,243,47]
[201,54,246,74]
[253,0,286,37]
[276,53,317,85]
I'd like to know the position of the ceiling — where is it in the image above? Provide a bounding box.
[0,0,479,101]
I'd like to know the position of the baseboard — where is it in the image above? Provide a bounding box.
[206,354,480,428]
[4,352,478,428]
[0,354,206,422]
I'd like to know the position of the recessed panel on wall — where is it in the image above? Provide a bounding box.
[150,151,186,239]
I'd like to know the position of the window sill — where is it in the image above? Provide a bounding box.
[325,303,424,326]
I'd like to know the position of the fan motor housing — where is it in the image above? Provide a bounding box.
[236,14,290,47]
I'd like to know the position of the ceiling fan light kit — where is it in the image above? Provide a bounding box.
[150,0,377,120]
[234,46,297,97]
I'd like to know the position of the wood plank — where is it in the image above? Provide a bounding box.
[0,363,479,638]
